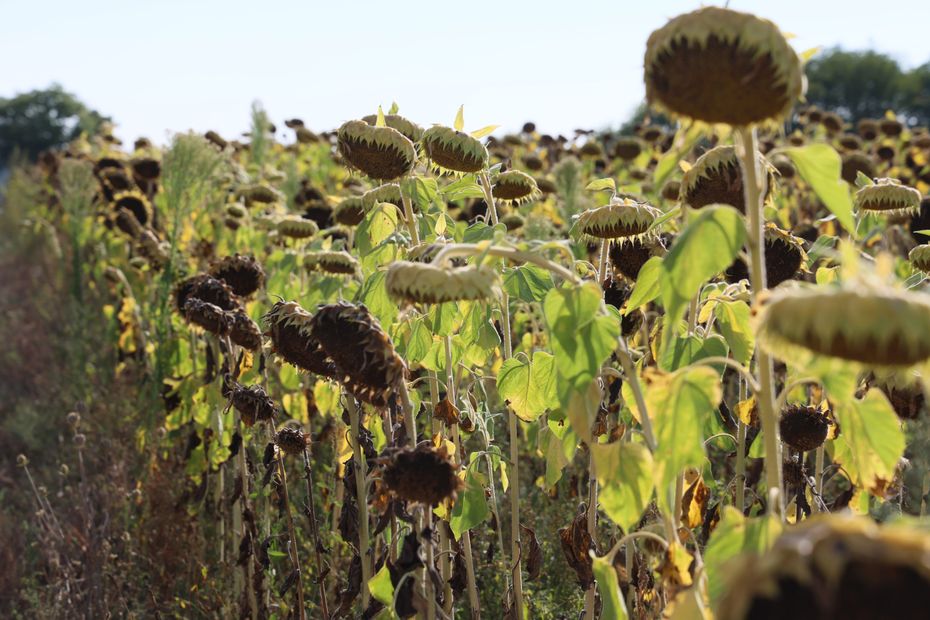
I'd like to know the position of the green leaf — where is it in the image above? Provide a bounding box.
[592,555,629,620]
[375,105,386,127]
[625,256,663,313]
[647,366,720,514]
[591,441,654,532]
[543,282,621,388]
[357,271,397,326]
[405,319,433,365]
[784,145,855,235]
[470,124,499,139]
[855,170,875,188]
[503,264,554,303]
[388,101,399,115]
[450,469,490,538]
[561,381,603,444]
[703,507,782,608]
[355,203,398,257]
[540,420,577,487]
[654,121,706,187]
[659,334,728,372]
[429,301,461,337]
[441,175,485,201]
[713,300,754,366]
[454,105,465,131]
[833,389,905,493]
[405,176,439,211]
[368,563,394,606]
[497,351,558,422]
[661,206,745,335]
[585,177,617,193]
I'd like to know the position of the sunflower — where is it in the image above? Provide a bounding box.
[420,126,489,175]
[492,170,539,204]
[209,254,265,297]
[337,120,417,181]
[573,195,660,243]
[855,178,922,216]
[304,250,360,276]
[779,404,830,452]
[679,145,775,213]
[263,301,339,378]
[385,262,500,305]
[381,442,462,506]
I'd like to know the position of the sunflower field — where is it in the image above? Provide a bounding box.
[4,6,930,620]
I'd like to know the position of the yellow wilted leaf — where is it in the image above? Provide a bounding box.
[470,125,499,139]
[660,542,694,587]
[678,160,693,173]
[681,467,709,529]
[454,105,465,131]
[375,105,386,127]
[238,350,253,373]
[736,396,756,425]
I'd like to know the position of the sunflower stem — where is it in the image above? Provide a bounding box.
[615,339,657,451]
[432,243,579,284]
[302,448,331,620]
[583,452,598,620]
[346,396,372,609]
[479,171,500,226]
[428,370,455,616]
[445,335,481,619]
[736,126,784,519]
[400,180,421,245]
[276,455,307,620]
[735,375,747,513]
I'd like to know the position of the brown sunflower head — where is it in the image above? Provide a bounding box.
[209,254,265,297]
[420,126,489,175]
[680,145,775,213]
[717,516,930,620]
[183,298,230,335]
[361,183,403,209]
[909,244,930,273]
[382,442,462,506]
[276,426,309,456]
[228,310,263,351]
[755,279,930,368]
[602,277,645,337]
[263,301,339,378]
[855,178,922,216]
[174,274,240,314]
[613,137,644,161]
[644,7,804,125]
[779,404,830,452]
[337,120,417,181]
[385,261,501,305]
[725,225,805,287]
[309,302,407,406]
[841,152,875,185]
[573,195,660,242]
[492,170,539,204]
[304,250,360,276]
[360,113,424,142]
[333,196,366,226]
[112,190,152,231]
[276,215,319,239]
[231,383,278,426]
[131,157,161,182]
[857,119,880,141]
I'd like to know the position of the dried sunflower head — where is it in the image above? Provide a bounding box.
[275,426,309,456]
[304,250,360,276]
[755,279,930,367]
[238,183,283,206]
[909,244,930,273]
[779,404,830,452]
[717,515,930,620]
[841,152,876,185]
[263,301,339,378]
[420,126,489,175]
[333,196,366,226]
[228,310,263,351]
[573,195,661,243]
[137,229,169,268]
[174,274,240,313]
[609,235,667,281]
[276,215,319,239]
[360,113,424,142]
[644,7,804,125]
[385,261,501,305]
[112,190,152,231]
[873,370,925,420]
[114,207,144,238]
[725,224,806,287]
[337,120,417,181]
[855,178,922,216]
[613,137,644,161]
[131,157,161,182]
[309,302,407,407]
[382,442,462,506]
[492,170,539,204]
[183,298,230,335]
[231,383,278,426]
[680,145,775,213]
[209,254,265,297]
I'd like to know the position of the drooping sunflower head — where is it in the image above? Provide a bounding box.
[755,280,930,368]
[361,183,403,209]
[276,215,319,239]
[382,442,462,506]
[855,178,922,216]
[112,190,152,232]
[841,152,875,185]
[308,302,407,407]
[304,250,360,276]
[231,383,278,427]
[609,235,665,281]
[209,254,265,297]
[420,125,489,175]
[872,369,925,420]
[174,274,240,314]
[573,195,661,243]
[337,120,417,181]
[644,7,804,125]
[227,310,263,351]
[275,426,309,456]
[183,298,230,336]
[909,245,930,273]
[262,301,339,378]
[385,261,501,305]
[492,170,539,205]
[613,137,644,161]
[680,145,775,213]
[333,196,366,226]
[779,404,830,452]
[718,516,930,620]
[726,224,806,287]
[360,113,424,142]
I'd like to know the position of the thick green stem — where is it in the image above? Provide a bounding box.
[736,127,784,518]
[614,341,657,451]
[400,181,421,245]
[583,452,598,620]
[479,171,500,226]
[735,378,747,513]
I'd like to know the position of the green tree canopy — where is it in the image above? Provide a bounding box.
[0,84,109,164]
[804,49,907,123]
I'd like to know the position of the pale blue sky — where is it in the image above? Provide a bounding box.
[2,1,929,145]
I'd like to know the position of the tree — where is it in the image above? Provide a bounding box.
[804,49,907,123]
[0,84,109,164]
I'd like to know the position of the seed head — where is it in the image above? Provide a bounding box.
[275,426,309,456]
[209,254,265,297]
[679,145,775,213]
[420,126,489,175]
[276,215,319,239]
[337,120,417,181]
[382,442,462,506]
[855,178,921,216]
[573,195,660,243]
[779,404,830,452]
[263,301,339,378]
[492,170,539,204]
[385,262,501,305]
[304,250,360,276]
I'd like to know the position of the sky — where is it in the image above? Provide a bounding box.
[2,0,930,146]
